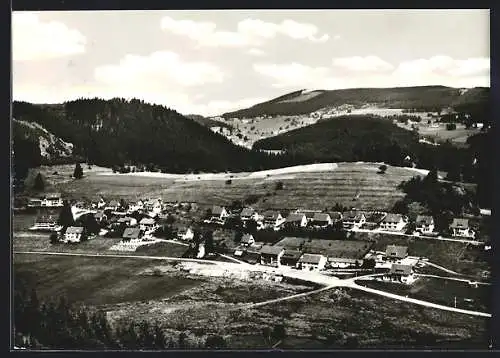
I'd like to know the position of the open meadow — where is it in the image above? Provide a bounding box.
[35,162,422,211]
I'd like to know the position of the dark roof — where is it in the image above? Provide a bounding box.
[366,212,386,223]
[343,211,365,221]
[241,234,254,243]
[240,208,256,217]
[36,215,58,223]
[312,213,331,222]
[108,200,120,206]
[389,264,413,275]
[299,253,325,264]
[263,210,282,220]
[65,226,84,234]
[122,227,141,239]
[328,257,359,264]
[260,245,284,256]
[382,213,404,223]
[242,251,261,264]
[282,249,302,260]
[212,206,226,215]
[450,218,469,229]
[286,213,306,222]
[385,245,408,259]
[416,215,434,225]
[329,212,343,221]
[94,211,106,218]
[298,211,317,219]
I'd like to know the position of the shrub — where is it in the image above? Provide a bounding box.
[446,123,457,130]
[225,179,232,185]
[275,181,284,190]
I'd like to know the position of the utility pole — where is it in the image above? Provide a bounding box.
[454,296,457,308]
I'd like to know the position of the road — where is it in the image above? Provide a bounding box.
[353,228,482,245]
[14,250,491,318]
[425,261,463,276]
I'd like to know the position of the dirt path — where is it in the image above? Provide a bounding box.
[425,261,463,276]
[415,274,491,286]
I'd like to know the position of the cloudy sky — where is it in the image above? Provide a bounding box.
[12,10,490,116]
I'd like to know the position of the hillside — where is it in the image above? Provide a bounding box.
[12,99,280,174]
[184,114,231,129]
[222,86,489,118]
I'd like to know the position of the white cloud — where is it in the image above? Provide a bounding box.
[332,56,394,72]
[395,56,490,78]
[94,51,225,87]
[248,48,267,57]
[12,12,86,61]
[160,16,330,48]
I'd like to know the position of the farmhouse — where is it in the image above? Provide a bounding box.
[117,216,138,227]
[329,211,343,223]
[240,233,255,246]
[328,257,362,269]
[260,245,284,267]
[95,197,107,209]
[94,211,108,223]
[384,264,416,284]
[144,198,163,214]
[211,205,229,221]
[105,200,121,211]
[342,211,366,229]
[240,207,259,222]
[280,249,302,268]
[30,214,60,232]
[284,213,308,228]
[262,210,286,229]
[298,253,327,271]
[27,198,43,208]
[63,226,85,243]
[379,214,407,232]
[450,218,475,239]
[127,200,145,213]
[139,217,159,233]
[310,213,333,228]
[415,215,435,234]
[385,245,408,261]
[41,193,64,207]
[122,227,143,242]
[241,250,261,265]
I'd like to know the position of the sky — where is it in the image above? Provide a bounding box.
[12,10,490,116]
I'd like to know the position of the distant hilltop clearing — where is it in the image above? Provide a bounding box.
[222,86,489,119]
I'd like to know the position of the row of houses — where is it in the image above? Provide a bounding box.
[207,205,476,238]
[27,193,64,208]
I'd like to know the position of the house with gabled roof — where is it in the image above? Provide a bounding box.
[117,216,138,227]
[63,226,85,243]
[262,210,286,229]
[328,257,362,269]
[329,211,343,223]
[385,245,408,261]
[415,215,435,234]
[284,213,308,229]
[240,233,255,246]
[450,218,475,238]
[122,227,143,242]
[379,213,407,232]
[260,245,284,267]
[383,263,416,284]
[310,213,333,228]
[30,214,61,232]
[280,249,302,268]
[342,211,366,229]
[139,217,159,233]
[105,200,121,211]
[298,253,327,271]
[178,227,195,241]
[41,193,64,207]
[210,205,229,221]
[240,207,259,222]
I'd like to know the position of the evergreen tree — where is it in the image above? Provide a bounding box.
[58,201,75,229]
[33,172,45,191]
[73,163,83,179]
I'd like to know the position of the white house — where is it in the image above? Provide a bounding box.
[196,242,206,258]
[30,214,61,232]
[240,207,259,222]
[379,214,407,232]
[240,233,255,246]
[450,218,475,239]
[117,217,138,227]
[41,193,63,207]
[384,264,416,285]
[145,198,163,215]
[262,211,286,229]
[284,213,308,229]
[96,197,107,209]
[260,245,284,267]
[139,217,159,233]
[178,227,195,241]
[211,206,229,221]
[415,215,435,234]
[342,211,366,229]
[105,200,121,211]
[328,257,361,269]
[298,253,327,271]
[310,213,333,228]
[127,200,145,213]
[63,226,85,243]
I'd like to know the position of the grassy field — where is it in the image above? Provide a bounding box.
[355,278,491,313]
[40,162,420,211]
[13,254,204,306]
[369,234,490,280]
[275,237,372,259]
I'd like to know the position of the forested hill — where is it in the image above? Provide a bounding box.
[12,99,280,173]
[222,86,489,118]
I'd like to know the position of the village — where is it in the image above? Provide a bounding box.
[24,191,487,288]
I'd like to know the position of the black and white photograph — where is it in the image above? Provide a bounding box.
[11,9,493,350]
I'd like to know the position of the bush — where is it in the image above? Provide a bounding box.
[446,123,457,130]
[225,179,232,185]
[275,181,284,190]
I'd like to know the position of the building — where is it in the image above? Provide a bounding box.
[94,211,108,223]
[450,218,475,238]
[280,250,302,268]
[127,200,145,213]
[30,214,61,232]
[96,197,107,209]
[117,217,138,227]
[379,214,407,232]
[139,217,159,233]
[342,211,366,229]
[260,245,284,267]
[105,200,121,211]
[284,213,308,229]
[240,233,255,246]
[415,215,435,234]
[41,193,63,207]
[240,207,259,222]
[178,227,195,241]
[328,257,362,269]
[27,198,43,208]
[298,253,327,271]
[385,245,408,261]
[329,212,343,223]
[384,264,416,284]
[262,210,286,229]
[144,198,163,214]
[310,213,333,228]
[241,250,261,265]
[211,206,229,221]
[122,227,143,242]
[63,226,85,243]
